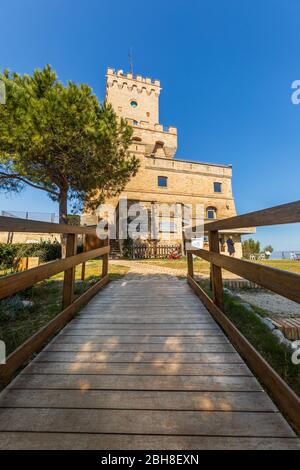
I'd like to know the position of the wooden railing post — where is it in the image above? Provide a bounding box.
[81,235,86,281]
[62,233,77,309]
[209,230,224,311]
[84,234,109,279]
[187,250,194,278]
[102,244,108,277]
[101,238,109,277]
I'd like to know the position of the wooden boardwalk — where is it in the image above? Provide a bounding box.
[0,274,299,449]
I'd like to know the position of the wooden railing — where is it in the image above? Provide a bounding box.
[0,216,109,384]
[185,200,300,433]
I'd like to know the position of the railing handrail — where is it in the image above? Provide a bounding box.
[0,245,109,301]
[186,200,300,233]
[185,199,300,433]
[190,248,300,304]
[0,228,109,384]
[0,215,97,235]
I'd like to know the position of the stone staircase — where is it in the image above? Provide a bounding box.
[109,239,121,259]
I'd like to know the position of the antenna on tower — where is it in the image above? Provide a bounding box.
[128,47,134,75]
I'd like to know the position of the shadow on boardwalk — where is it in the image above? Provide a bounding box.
[0,269,299,449]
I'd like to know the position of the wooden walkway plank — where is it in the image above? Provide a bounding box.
[24,361,252,376]
[35,351,243,363]
[53,334,230,344]
[0,275,298,450]
[0,389,276,412]
[45,342,236,353]
[0,432,299,450]
[61,328,224,336]
[0,408,295,437]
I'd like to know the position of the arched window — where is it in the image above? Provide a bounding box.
[153,141,165,157]
[132,136,142,142]
[207,206,217,219]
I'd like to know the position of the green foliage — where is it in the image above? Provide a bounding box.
[67,214,80,226]
[28,240,62,262]
[263,244,274,258]
[0,281,62,359]
[0,243,19,269]
[242,238,261,259]
[0,241,62,269]
[0,295,26,321]
[0,65,139,220]
[223,292,300,395]
[0,261,129,363]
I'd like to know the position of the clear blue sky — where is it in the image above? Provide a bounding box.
[1,0,300,250]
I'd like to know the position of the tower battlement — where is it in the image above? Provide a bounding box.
[126,118,177,135]
[106,67,161,91]
[105,66,177,158]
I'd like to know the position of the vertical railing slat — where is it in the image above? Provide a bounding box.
[102,238,109,277]
[187,250,194,278]
[62,233,77,309]
[209,230,224,310]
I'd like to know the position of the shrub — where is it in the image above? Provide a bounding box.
[28,240,61,262]
[0,243,19,269]
[0,295,26,321]
[0,241,61,270]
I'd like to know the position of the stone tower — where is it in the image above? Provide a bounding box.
[80,67,254,257]
[105,67,177,158]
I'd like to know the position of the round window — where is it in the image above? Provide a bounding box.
[130,100,138,108]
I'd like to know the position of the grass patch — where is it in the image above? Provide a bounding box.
[197,280,300,397]
[131,257,300,276]
[0,260,128,356]
[255,259,300,274]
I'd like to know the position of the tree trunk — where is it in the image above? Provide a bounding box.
[59,190,68,258]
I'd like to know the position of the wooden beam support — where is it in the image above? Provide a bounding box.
[62,234,77,309]
[209,231,224,311]
[188,200,300,233]
[81,235,86,281]
[191,248,300,304]
[187,274,300,434]
[0,215,97,235]
[0,246,109,301]
[0,275,109,385]
[187,251,194,278]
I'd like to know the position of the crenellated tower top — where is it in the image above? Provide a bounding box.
[106,67,161,88]
[106,67,161,124]
[105,67,177,158]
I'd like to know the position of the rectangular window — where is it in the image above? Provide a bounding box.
[158,176,168,187]
[214,182,222,192]
[159,221,177,233]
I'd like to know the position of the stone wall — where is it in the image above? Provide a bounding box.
[106,68,161,124]
[120,154,236,221]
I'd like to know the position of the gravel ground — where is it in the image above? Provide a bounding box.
[236,291,300,317]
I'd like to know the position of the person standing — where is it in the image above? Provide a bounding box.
[226,237,235,256]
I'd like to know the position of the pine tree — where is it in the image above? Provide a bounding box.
[0,65,139,254]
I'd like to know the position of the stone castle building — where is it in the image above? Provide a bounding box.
[82,67,254,257]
